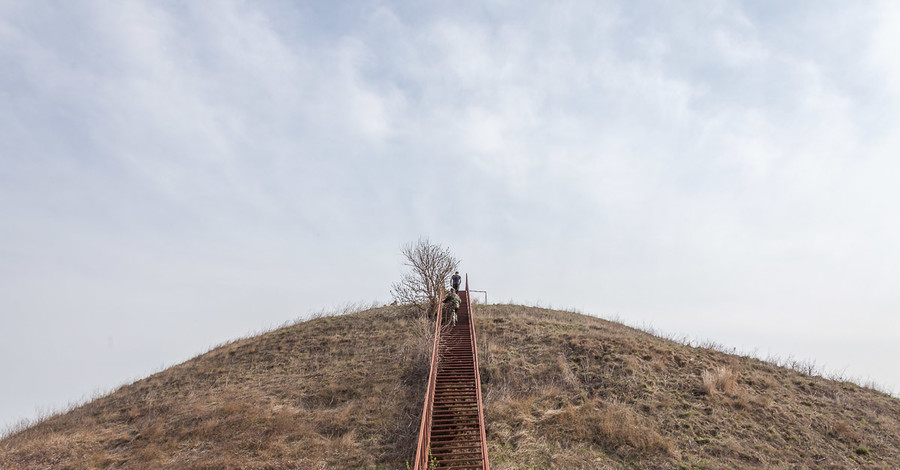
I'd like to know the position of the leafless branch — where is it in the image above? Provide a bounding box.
[390,238,460,317]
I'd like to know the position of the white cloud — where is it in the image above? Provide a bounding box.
[3,0,900,430]
[869,1,900,98]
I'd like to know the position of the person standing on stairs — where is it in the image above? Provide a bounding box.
[451,271,462,292]
[443,290,461,326]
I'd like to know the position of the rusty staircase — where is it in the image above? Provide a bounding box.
[413,277,489,470]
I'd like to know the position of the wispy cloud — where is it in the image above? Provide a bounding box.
[2,0,900,428]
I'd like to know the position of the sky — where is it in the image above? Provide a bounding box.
[2,0,900,432]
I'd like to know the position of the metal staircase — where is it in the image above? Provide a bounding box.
[413,277,489,469]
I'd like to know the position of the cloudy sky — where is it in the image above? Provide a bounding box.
[3,0,900,431]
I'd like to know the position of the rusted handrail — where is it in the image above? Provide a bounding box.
[413,292,444,469]
[467,275,491,469]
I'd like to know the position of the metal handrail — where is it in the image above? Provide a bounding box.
[413,292,444,469]
[467,275,491,469]
[469,289,488,304]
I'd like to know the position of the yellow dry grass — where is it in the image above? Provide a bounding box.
[701,366,737,396]
[476,304,900,469]
[0,306,433,469]
[3,303,900,469]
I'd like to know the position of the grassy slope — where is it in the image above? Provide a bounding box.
[2,304,899,469]
[478,305,900,469]
[0,308,433,469]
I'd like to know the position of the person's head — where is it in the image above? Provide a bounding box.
[455,271,459,275]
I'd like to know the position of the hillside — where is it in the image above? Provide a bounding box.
[2,304,900,469]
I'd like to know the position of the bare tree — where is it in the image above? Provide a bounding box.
[391,238,460,316]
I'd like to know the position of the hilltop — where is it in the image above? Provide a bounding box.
[2,304,899,469]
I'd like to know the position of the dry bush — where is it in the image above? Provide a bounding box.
[390,238,459,315]
[402,315,436,387]
[702,366,737,395]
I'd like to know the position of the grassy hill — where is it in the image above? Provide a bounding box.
[2,304,899,469]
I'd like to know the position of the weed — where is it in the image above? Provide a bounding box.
[701,367,737,396]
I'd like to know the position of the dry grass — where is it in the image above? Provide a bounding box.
[3,303,900,469]
[701,366,737,396]
[476,304,900,469]
[0,305,432,469]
